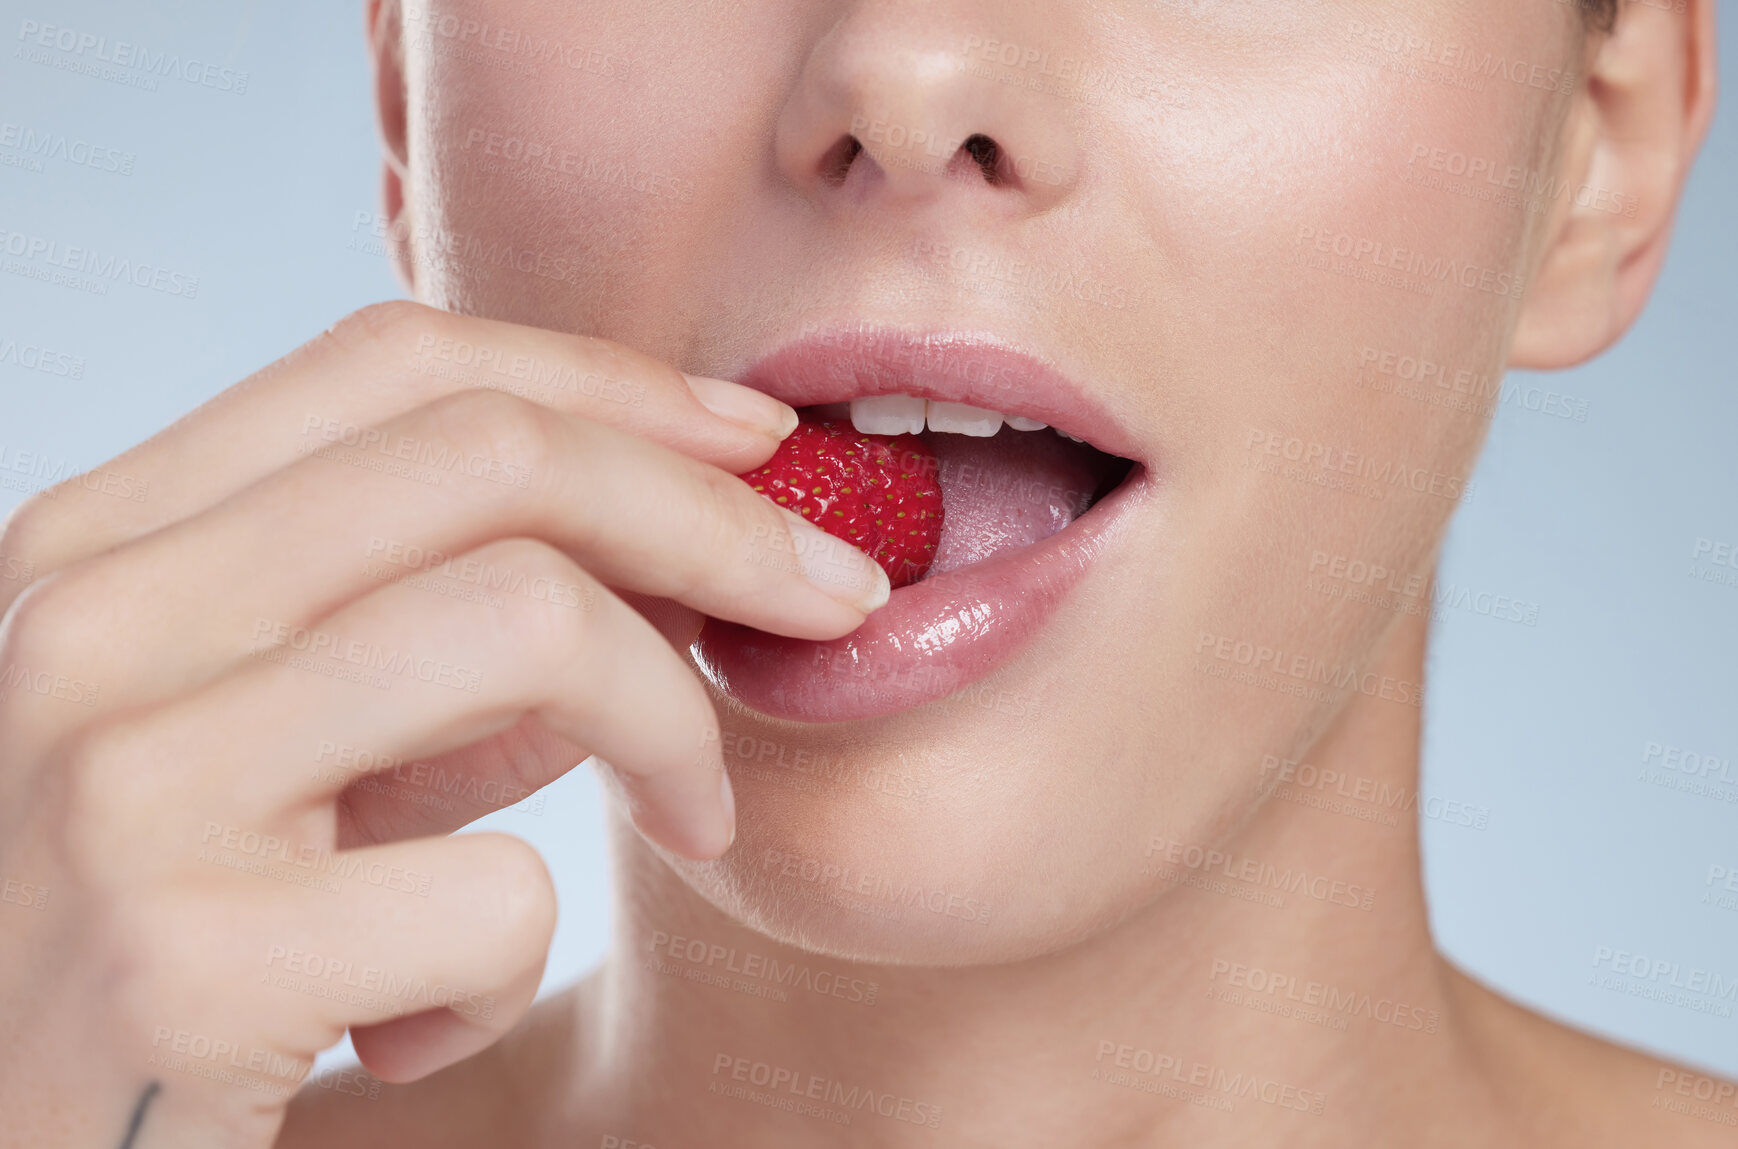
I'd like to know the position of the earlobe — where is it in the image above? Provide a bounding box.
[1508,0,1717,370]
[366,0,417,293]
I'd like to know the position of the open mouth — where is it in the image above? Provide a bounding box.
[693,327,1149,724]
[800,397,1136,584]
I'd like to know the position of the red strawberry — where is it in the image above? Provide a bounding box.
[739,417,944,588]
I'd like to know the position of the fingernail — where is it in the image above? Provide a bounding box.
[685,374,799,439]
[718,768,736,849]
[778,508,891,613]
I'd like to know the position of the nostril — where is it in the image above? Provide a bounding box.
[819,135,862,186]
[814,130,1013,191]
[962,134,1004,185]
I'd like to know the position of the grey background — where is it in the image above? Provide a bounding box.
[1,2,1733,1077]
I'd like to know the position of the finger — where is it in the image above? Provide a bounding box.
[112,537,733,858]
[0,389,884,746]
[238,832,557,1084]
[0,300,795,615]
[331,714,583,848]
[261,607,684,851]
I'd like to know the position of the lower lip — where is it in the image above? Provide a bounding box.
[692,468,1148,723]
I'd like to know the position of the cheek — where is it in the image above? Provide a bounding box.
[1124,22,1559,565]
[1062,15,1573,827]
[406,0,803,340]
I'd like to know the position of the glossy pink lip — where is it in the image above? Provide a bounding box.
[729,326,1145,463]
[691,327,1151,724]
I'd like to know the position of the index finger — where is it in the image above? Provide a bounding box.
[0,301,795,607]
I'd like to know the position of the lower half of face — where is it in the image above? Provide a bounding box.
[401,0,1582,962]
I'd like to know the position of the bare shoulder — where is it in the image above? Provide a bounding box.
[276,984,585,1149]
[1445,964,1738,1147]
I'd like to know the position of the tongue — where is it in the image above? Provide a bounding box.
[926,426,1104,576]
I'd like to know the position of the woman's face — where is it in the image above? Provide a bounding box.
[394,0,1587,962]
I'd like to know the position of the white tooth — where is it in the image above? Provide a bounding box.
[926,401,1004,437]
[850,394,927,435]
[1056,428,1086,443]
[1005,416,1048,431]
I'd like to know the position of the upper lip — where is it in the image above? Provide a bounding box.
[735,325,1143,463]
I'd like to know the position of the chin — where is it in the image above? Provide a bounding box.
[667,613,1251,968]
[665,764,1133,968]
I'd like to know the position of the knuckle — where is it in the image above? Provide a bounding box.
[570,333,679,395]
[471,535,573,577]
[483,835,557,950]
[420,389,552,485]
[327,299,446,356]
[475,537,598,650]
[0,494,61,598]
[0,570,84,668]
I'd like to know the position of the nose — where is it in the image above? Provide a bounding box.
[774,4,1082,216]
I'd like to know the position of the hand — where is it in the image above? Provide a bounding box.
[0,302,888,1148]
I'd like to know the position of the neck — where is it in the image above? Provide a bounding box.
[569,608,1496,1146]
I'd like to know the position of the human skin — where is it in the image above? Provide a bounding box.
[0,0,1723,1146]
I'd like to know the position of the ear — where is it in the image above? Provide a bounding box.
[1508,0,1718,369]
[366,0,417,294]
